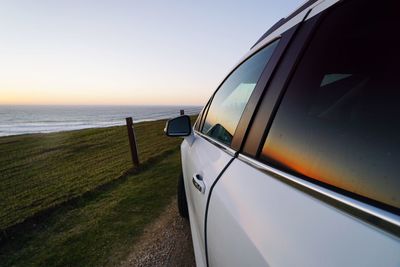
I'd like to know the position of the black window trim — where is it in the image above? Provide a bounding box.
[198,36,281,134]
[231,22,305,152]
[197,33,299,152]
[195,39,278,152]
[241,10,321,157]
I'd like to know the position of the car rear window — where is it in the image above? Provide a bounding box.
[260,0,400,210]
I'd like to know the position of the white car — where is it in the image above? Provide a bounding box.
[165,0,400,266]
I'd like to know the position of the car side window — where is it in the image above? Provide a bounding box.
[260,0,400,209]
[201,40,279,146]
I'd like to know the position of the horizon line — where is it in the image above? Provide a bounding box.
[0,103,203,107]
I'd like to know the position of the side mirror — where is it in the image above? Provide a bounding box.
[164,115,192,137]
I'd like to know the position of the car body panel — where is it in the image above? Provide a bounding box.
[207,158,400,267]
[181,132,234,266]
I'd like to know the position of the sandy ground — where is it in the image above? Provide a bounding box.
[120,199,195,267]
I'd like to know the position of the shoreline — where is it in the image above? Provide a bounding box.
[0,105,202,138]
[0,114,198,138]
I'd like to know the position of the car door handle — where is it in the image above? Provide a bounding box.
[192,174,206,194]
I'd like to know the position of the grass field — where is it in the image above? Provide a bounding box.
[0,150,182,267]
[0,118,184,230]
[0,116,197,266]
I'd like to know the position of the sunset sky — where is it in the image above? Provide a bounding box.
[0,0,304,106]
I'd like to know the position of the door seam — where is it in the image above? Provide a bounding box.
[203,156,235,267]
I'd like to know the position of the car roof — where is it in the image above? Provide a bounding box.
[251,0,320,49]
[245,0,341,62]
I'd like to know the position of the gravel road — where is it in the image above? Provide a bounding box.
[120,199,195,267]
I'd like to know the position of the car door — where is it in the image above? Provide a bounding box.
[206,1,400,266]
[181,39,280,266]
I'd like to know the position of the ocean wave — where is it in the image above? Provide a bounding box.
[0,105,202,137]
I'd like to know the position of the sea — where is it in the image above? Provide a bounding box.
[0,105,202,137]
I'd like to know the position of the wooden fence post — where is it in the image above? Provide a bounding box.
[125,117,140,166]
[180,109,185,115]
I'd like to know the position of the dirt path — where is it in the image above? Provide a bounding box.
[120,199,195,267]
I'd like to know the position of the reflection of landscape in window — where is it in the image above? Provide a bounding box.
[261,0,400,210]
[320,73,352,86]
[202,40,279,145]
[206,83,256,136]
[262,112,400,209]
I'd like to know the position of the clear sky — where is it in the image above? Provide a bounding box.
[0,0,304,106]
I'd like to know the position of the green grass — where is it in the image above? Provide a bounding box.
[0,118,184,230]
[0,150,182,267]
[0,116,199,266]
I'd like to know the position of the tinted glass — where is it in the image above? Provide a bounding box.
[202,40,279,145]
[261,0,400,209]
